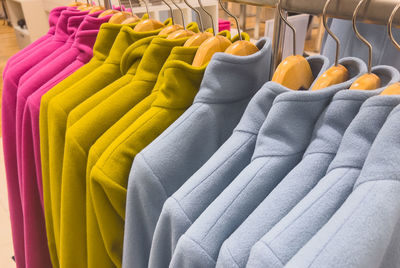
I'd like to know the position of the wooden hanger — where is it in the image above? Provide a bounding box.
[183,0,213,47]
[166,0,195,39]
[107,0,138,24]
[158,0,184,35]
[134,0,165,31]
[381,3,400,95]
[221,0,258,56]
[99,0,120,17]
[271,0,313,90]
[191,0,233,66]
[68,1,85,7]
[311,0,349,90]
[349,0,381,90]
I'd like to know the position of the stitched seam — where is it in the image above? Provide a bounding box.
[170,196,193,224]
[304,152,336,157]
[224,243,241,268]
[202,158,274,241]
[252,151,304,161]
[99,109,162,170]
[183,235,217,264]
[307,181,378,267]
[194,96,251,105]
[269,168,353,243]
[355,177,400,190]
[138,154,169,198]
[181,135,255,200]
[234,129,259,136]
[258,240,285,266]
[144,104,204,148]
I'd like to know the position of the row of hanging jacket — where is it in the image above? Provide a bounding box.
[3,0,400,267]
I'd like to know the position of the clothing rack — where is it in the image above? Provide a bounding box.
[223,0,400,77]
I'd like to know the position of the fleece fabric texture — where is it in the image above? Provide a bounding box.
[65,22,198,127]
[1,9,84,268]
[59,35,192,268]
[17,14,110,268]
[285,104,400,268]
[88,46,203,268]
[2,6,68,76]
[148,55,332,268]
[217,64,399,268]
[122,38,272,268]
[42,19,170,266]
[168,56,349,268]
[84,30,244,198]
[246,94,400,268]
[322,18,400,71]
[17,10,91,88]
[38,22,123,267]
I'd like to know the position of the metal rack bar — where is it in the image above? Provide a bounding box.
[223,0,400,77]
[224,0,400,26]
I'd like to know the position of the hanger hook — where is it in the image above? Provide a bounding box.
[353,0,373,73]
[170,0,185,28]
[183,0,204,32]
[139,0,150,17]
[161,0,174,25]
[278,0,296,55]
[323,0,340,66]
[388,3,400,51]
[218,0,241,40]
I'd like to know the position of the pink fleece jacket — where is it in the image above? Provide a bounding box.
[16,10,92,180]
[18,10,90,86]
[18,13,110,268]
[2,6,70,77]
[1,9,86,268]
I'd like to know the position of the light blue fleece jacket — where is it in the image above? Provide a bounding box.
[168,59,357,268]
[246,94,400,268]
[216,65,400,268]
[285,104,400,268]
[122,38,272,268]
[322,19,400,70]
[149,57,357,268]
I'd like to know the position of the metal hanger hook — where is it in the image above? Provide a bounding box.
[161,0,174,25]
[183,0,204,32]
[170,0,185,28]
[278,0,296,56]
[139,0,150,18]
[388,3,400,51]
[323,0,341,66]
[218,0,242,40]
[353,0,373,73]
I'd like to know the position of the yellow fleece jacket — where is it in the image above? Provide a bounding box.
[59,35,195,268]
[41,18,172,268]
[39,22,125,267]
[89,46,206,267]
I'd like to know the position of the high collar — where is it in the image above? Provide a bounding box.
[193,38,272,104]
[234,55,334,135]
[66,13,89,42]
[73,14,112,62]
[47,6,69,35]
[121,36,190,76]
[104,19,171,65]
[354,103,400,188]
[54,10,88,41]
[152,47,206,110]
[328,95,400,172]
